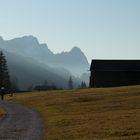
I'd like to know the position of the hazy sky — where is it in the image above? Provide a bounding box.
[0,0,140,62]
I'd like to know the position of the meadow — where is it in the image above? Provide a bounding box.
[0,107,6,118]
[6,85,140,140]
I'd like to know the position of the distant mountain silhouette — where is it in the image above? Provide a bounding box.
[0,36,89,89]
[0,36,89,75]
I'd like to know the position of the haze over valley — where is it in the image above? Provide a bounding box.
[0,35,90,90]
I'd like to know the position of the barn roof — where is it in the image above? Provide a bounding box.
[90,59,140,71]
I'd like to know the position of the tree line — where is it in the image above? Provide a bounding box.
[68,76,87,90]
[0,50,87,99]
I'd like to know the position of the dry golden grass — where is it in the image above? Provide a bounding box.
[0,107,6,118]
[6,85,140,140]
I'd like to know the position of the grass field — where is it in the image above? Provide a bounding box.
[0,107,6,118]
[6,85,140,140]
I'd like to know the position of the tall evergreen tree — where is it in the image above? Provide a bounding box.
[0,51,11,93]
[81,81,87,89]
[68,76,73,89]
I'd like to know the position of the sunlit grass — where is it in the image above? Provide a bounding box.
[6,85,140,140]
[0,107,6,118]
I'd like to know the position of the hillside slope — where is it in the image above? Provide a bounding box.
[3,50,71,89]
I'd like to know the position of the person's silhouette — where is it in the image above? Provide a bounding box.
[0,87,5,100]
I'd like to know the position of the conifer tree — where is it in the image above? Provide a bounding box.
[81,81,87,89]
[0,51,11,93]
[68,76,73,89]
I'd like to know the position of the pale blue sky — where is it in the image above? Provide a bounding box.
[0,0,140,62]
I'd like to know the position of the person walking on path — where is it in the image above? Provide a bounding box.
[0,87,5,100]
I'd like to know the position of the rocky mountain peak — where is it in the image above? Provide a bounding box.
[71,46,82,53]
[10,35,39,47]
[0,35,89,76]
[21,35,39,44]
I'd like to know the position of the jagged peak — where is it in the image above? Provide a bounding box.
[56,46,83,55]
[22,35,37,40]
[10,35,39,45]
[22,35,39,43]
[70,46,85,56]
[70,46,81,52]
[40,43,54,54]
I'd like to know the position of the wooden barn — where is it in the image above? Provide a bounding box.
[90,59,140,88]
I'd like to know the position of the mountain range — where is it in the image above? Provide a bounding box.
[0,36,90,90]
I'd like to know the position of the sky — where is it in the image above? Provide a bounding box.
[0,0,140,62]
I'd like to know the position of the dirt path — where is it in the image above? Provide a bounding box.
[0,100,43,140]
